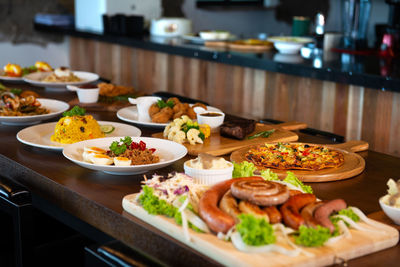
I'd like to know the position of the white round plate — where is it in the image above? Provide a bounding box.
[181,34,235,44]
[17,121,141,151]
[0,70,24,83]
[62,136,187,175]
[23,71,99,90]
[0,98,69,125]
[117,105,222,128]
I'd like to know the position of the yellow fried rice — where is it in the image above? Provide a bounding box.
[51,115,104,144]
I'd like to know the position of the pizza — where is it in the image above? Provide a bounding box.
[245,143,344,171]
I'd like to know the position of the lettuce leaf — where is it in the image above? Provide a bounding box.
[260,168,280,181]
[294,225,332,247]
[139,186,203,232]
[283,172,313,193]
[232,161,257,178]
[330,207,360,233]
[236,214,276,246]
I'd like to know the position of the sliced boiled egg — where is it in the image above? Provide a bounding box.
[84,146,107,154]
[113,157,131,166]
[54,66,71,77]
[82,151,96,162]
[90,154,113,165]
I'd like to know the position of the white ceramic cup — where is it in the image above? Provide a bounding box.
[76,87,100,103]
[197,111,225,133]
[129,96,161,121]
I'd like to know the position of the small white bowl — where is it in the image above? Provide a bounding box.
[379,196,400,225]
[268,36,313,54]
[197,111,225,133]
[184,160,233,185]
[67,84,100,103]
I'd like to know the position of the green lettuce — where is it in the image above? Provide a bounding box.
[236,214,276,246]
[283,172,313,193]
[63,105,86,117]
[232,161,257,178]
[139,186,203,232]
[260,168,280,181]
[294,225,332,247]
[330,207,360,233]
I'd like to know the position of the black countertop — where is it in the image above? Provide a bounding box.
[35,24,400,92]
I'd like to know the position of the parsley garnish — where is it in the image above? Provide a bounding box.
[63,106,86,117]
[156,99,175,109]
[109,136,133,156]
[247,129,275,139]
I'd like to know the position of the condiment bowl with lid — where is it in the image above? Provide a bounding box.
[184,153,233,185]
[197,111,225,133]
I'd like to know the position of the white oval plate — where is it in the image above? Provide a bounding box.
[0,98,69,125]
[117,105,222,128]
[0,70,24,83]
[23,71,99,90]
[63,136,187,175]
[17,121,141,151]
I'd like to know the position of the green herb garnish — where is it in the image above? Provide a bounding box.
[63,106,86,117]
[247,129,275,140]
[10,88,22,95]
[21,66,37,76]
[294,225,332,247]
[236,214,276,246]
[109,136,132,156]
[156,99,175,109]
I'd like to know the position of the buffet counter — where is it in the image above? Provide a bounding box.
[34,24,400,159]
[1,84,400,266]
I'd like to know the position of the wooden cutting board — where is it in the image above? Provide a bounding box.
[152,121,307,156]
[123,194,399,267]
[230,141,368,182]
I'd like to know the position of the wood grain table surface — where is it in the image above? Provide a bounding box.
[0,84,399,266]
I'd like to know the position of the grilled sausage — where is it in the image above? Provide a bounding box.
[231,180,290,206]
[263,206,282,224]
[280,193,317,230]
[301,201,325,228]
[238,200,270,222]
[219,190,241,222]
[199,177,263,233]
[314,199,347,233]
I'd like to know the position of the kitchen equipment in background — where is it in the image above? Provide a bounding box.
[292,16,310,37]
[341,0,371,49]
[150,18,192,37]
[324,32,343,51]
[103,14,144,36]
[375,0,400,55]
[75,0,162,33]
[314,13,325,49]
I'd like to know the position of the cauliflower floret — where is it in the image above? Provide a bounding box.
[181,115,190,123]
[172,130,186,144]
[167,126,181,141]
[187,128,203,145]
[172,118,185,128]
[163,122,175,138]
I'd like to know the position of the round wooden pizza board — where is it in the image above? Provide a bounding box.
[230,140,368,182]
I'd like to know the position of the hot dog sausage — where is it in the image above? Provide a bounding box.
[263,206,282,224]
[280,193,317,230]
[199,176,263,233]
[238,200,270,222]
[219,190,241,222]
[314,199,347,233]
[301,201,325,228]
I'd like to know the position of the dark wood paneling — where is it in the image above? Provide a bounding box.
[69,37,400,157]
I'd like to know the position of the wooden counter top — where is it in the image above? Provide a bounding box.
[0,84,399,266]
